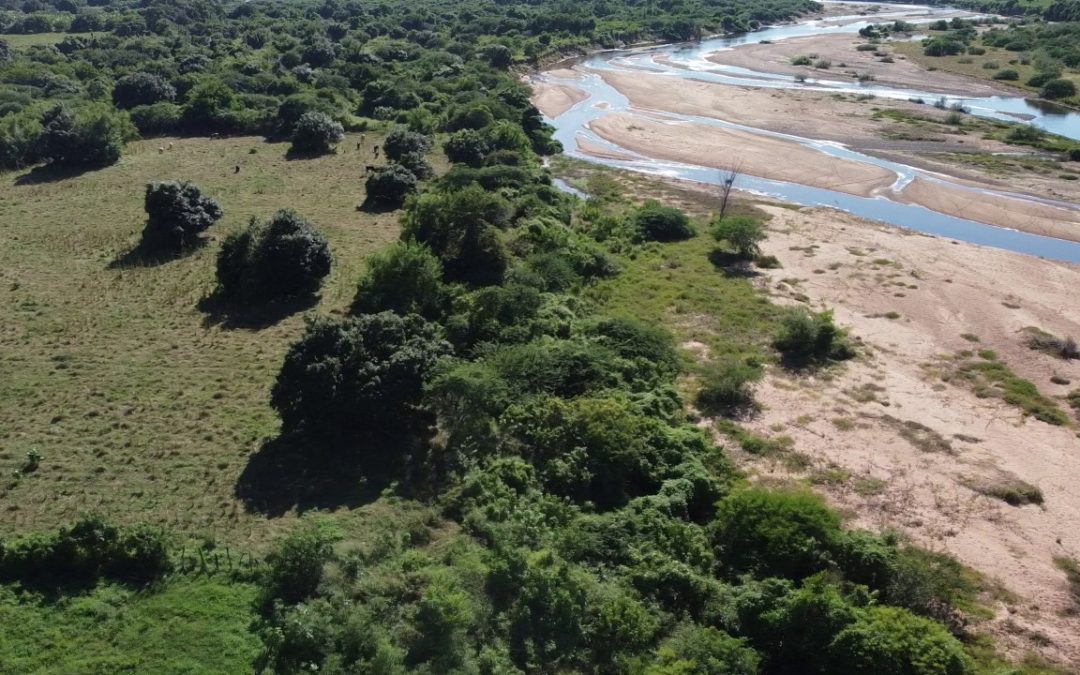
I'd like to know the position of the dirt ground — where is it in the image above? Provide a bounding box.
[745,203,1080,666]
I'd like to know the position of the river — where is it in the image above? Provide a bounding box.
[536,2,1080,263]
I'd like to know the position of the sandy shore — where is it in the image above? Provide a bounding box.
[744,203,1080,665]
[587,112,898,197]
[897,178,1080,242]
[576,137,638,161]
[705,33,1010,97]
[530,80,589,118]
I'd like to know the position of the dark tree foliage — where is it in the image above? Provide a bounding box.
[364,163,419,208]
[112,71,176,109]
[383,126,434,162]
[36,103,133,169]
[0,515,170,588]
[634,200,695,242]
[443,128,490,167]
[1041,78,1077,100]
[216,209,332,304]
[271,312,452,439]
[139,180,223,252]
[290,111,344,155]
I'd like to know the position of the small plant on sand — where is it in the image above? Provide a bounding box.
[1023,327,1079,360]
[1053,556,1080,609]
[711,215,766,259]
[773,308,855,368]
[696,361,761,416]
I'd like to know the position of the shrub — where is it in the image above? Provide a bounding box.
[791,55,812,65]
[401,185,511,286]
[0,108,43,170]
[712,215,766,258]
[36,103,136,169]
[129,102,182,136]
[383,126,433,161]
[443,128,489,167]
[696,361,760,415]
[773,308,855,367]
[645,624,760,674]
[290,111,344,155]
[364,163,418,208]
[829,606,970,675]
[634,200,694,242]
[1041,78,1077,100]
[112,71,176,109]
[584,316,682,383]
[262,523,338,605]
[1026,72,1056,88]
[712,487,842,579]
[270,312,451,438]
[352,241,447,319]
[217,210,332,304]
[923,38,963,56]
[139,181,223,252]
[0,515,170,588]
[992,69,1019,81]
[396,150,434,180]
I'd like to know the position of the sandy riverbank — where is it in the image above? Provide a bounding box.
[704,33,1011,97]
[745,203,1080,665]
[530,80,589,118]
[897,177,1080,242]
[587,112,898,197]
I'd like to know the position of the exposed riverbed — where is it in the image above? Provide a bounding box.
[532,2,1080,262]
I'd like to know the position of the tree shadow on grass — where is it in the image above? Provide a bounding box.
[708,249,759,279]
[13,163,106,186]
[109,238,207,270]
[234,433,403,517]
[356,198,401,214]
[284,146,336,161]
[198,290,319,330]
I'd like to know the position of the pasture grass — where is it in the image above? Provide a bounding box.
[0,133,414,542]
[0,577,261,674]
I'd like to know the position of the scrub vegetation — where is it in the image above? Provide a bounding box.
[0,0,1066,672]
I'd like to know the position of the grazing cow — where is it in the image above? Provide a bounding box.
[210,132,221,140]
[373,146,380,158]
[158,147,164,154]
[168,142,174,150]
[365,164,377,174]
[234,165,240,174]
[356,141,362,151]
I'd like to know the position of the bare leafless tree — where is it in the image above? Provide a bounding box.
[717,159,743,221]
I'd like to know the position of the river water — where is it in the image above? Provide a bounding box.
[537,2,1080,263]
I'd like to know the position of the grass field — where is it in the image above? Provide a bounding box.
[0,133,421,544]
[1,32,68,48]
[0,578,261,673]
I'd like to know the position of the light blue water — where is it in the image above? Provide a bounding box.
[541,3,1080,263]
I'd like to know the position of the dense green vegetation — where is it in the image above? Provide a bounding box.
[879,14,1080,107]
[0,0,1060,672]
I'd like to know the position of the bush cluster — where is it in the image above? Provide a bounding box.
[216,210,332,304]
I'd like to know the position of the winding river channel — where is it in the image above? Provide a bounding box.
[535,2,1080,263]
